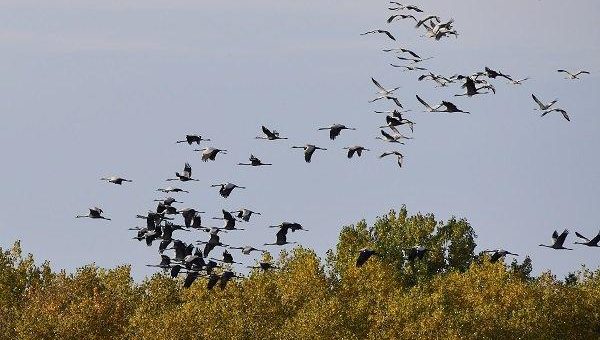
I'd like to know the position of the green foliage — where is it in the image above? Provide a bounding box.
[1,207,600,339]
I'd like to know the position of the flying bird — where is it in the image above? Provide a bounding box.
[379,151,404,167]
[291,144,327,163]
[418,72,454,87]
[212,209,244,231]
[146,255,173,269]
[238,154,272,166]
[484,66,512,81]
[343,146,370,159]
[389,2,423,12]
[390,64,427,72]
[379,114,414,133]
[100,176,132,185]
[232,208,261,222]
[508,77,529,85]
[422,19,458,40]
[194,147,227,162]
[229,246,265,255]
[455,76,495,97]
[374,108,412,116]
[176,135,210,145]
[387,14,417,23]
[539,229,573,250]
[382,47,420,59]
[438,101,470,114]
[153,197,181,206]
[396,55,433,64]
[248,262,278,271]
[157,186,189,194]
[361,29,396,41]
[356,248,378,267]
[318,124,356,140]
[264,228,297,246]
[183,271,200,288]
[166,162,198,182]
[557,69,590,79]
[574,231,600,247]
[206,273,220,290]
[269,222,308,233]
[179,208,205,228]
[256,126,287,140]
[198,233,229,257]
[210,183,246,198]
[482,249,518,263]
[76,207,111,220]
[211,249,241,264]
[218,271,238,290]
[405,246,429,262]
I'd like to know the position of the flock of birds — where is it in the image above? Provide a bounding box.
[75,2,595,288]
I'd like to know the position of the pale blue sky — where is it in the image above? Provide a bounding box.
[1,1,599,279]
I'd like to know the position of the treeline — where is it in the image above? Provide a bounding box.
[1,207,599,339]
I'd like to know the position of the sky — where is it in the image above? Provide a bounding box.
[0,1,599,280]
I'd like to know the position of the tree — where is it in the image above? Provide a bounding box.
[2,206,600,339]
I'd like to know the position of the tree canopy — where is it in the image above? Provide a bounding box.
[1,206,599,339]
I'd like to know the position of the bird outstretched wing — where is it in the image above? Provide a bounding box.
[556,229,569,245]
[262,125,275,138]
[380,30,396,41]
[415,94,431,110]
[531,94,544,109]
[381,129,394,140]
[575,232,590,242]
[371,77,385,91]
[559,109,570,122]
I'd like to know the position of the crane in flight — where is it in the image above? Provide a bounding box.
[318,124,356,140]
[195,147,227,162]
[166,163,198,182]
[356,248,378,267]
[76,207,111,220]
[361,29,396,41]
[574,231,600,247]
[379,151,404,168]
[256,126,287,140]
[539,229,573,250]
[557,69,590,79]
[238,154,272,166]
[291,144,327,163]
[210,183,246,198]
[176,135,210,145]
[343,146,370,159]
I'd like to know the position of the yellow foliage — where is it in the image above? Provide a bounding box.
[1,209,600,339]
